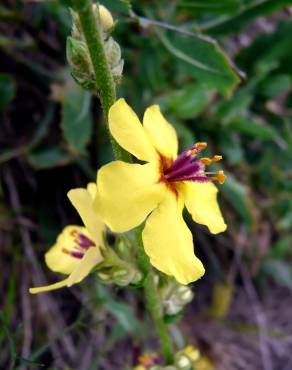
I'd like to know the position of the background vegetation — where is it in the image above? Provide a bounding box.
[1,0,292,369]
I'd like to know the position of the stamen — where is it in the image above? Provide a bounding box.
[160,141,225,186]
[71,251,84,259]
[70,229,78,237]
[76,233,95,249]
[196,142,208,150]
[62,248,71,255]
[165,160,201,181]
[187,142,207,157]
[62,247,84,259]
[211,170,226,184]
[200,155,222,165]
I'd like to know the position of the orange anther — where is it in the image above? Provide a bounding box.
[217,170,226,184]
[196,142,207,150]
[200,157,212,165]
[70,229,78,237]
[211,170,226,184]
[201,155,222,165]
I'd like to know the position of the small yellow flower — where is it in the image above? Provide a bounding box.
[30,183,105,294]
[134,352,160,369]
[94,99,227,284]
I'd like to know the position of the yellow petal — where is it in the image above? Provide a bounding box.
[95,161,164,232]
[67,247,103,286]
[109,99,158,162]
[87,182,97,199]
[30,242,103,294]
[143,105,178,160]
[180,182,227,234]
[45,225,89,274]
[29,278,70,294]
[142,192,205,284]
[68,188,105,246]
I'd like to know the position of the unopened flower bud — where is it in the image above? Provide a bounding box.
[176,286,194,304]
[70,10,82,39]
[97,272,111,281]
[105,37,121,65]
[71,4,114,39]
[67,37,90,74]
[160,279,194,316]
[104,37,124,81]
[68,4,123,89]
[176,355,192,370]
[175,346,200,369]
[97,4,114,31]
[114,237,133,260]
[66,37,96,91]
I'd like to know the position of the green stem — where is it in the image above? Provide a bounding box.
[71,0,173,363]
[144,272,174,364]
[135,227,174,364]
[72,0,131,162]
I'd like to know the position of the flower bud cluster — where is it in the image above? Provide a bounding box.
[134,345,211,370]
[67,4,123,92]
[95,236,142,287]
[157,277,194,316]
[97,264,142,286]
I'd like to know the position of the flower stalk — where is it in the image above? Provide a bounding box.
[72,0,130,162]
[71,0,174,363]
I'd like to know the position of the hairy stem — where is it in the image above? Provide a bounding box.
[72,0,130,162]
[71,0,173,363]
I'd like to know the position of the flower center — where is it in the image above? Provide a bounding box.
[162,142,226,184]
[62,229,95,259]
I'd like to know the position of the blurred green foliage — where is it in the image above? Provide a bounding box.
[0,0,292,368]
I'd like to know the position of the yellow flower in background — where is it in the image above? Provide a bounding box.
[30,183,105,294]
[94,99,227,285]
[134,352,159,369]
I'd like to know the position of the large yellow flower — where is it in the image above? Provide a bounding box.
[94,99,227,285]
[30,183,105,294]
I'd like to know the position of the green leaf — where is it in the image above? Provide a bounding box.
[259,74,291,98]
[0,74,16,111]
[138,47,167,93]
[262,260,292,290]
[59,0,74,7]
[178,0,241,15]
[27,147,72,169]
[61,88,93,153]
[237,21,292,74]
[221,174,255,227]
[215,90,252,122]
[95,285,144,336]
[206,0,292,35]
[228,116,277,140]
[172,120,196,150]
[270,236,292,259]
[157,30,240,96]
[106,300,144,335]
[158,83,210,119]
[218,133,244,165]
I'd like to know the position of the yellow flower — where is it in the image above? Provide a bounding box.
[134,352,159,369]
[30,183,105,294]
[94,99,227,284]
